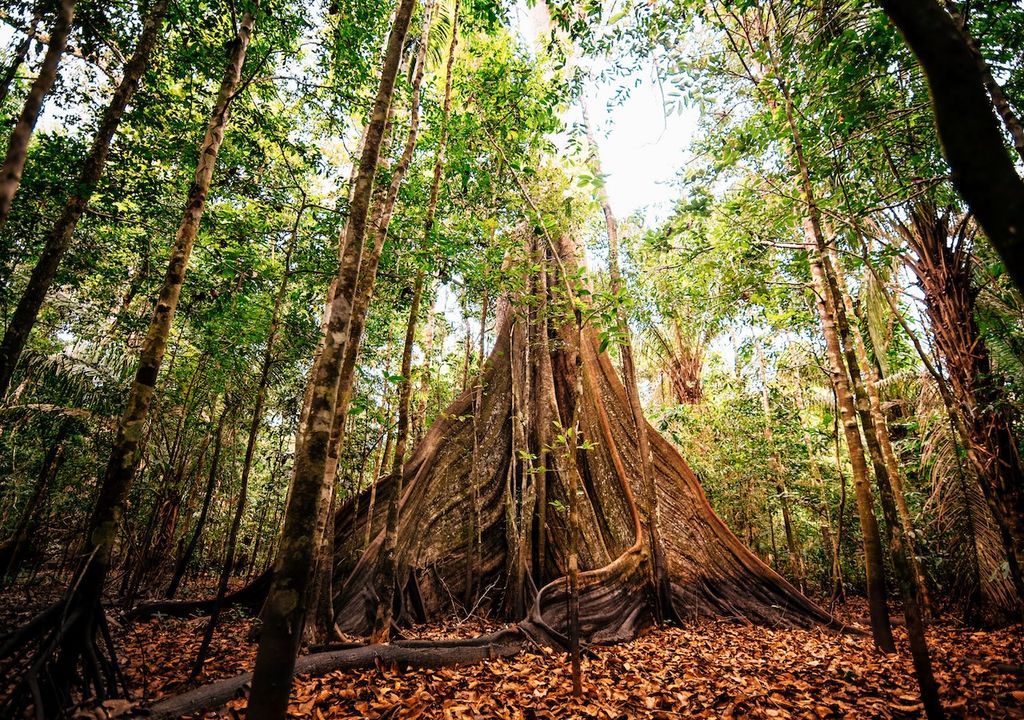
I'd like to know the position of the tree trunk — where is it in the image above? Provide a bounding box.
[1,422,68,581]
[776,70,894,650]
[328,233,836,648]
[876,0,1024,292]
[166,405,228,599]
[0,15,254,713]
[805,228,894,652]
[898,203,1024,604]
[0,0,170,398]
[246,0,418,715]
[827,246,932,615]
[372,268,424,642]
[0,0,75,228]
[755,344,805,591]
[941,3,1024,162]
[0,4,43,107]
[192,222,293,674]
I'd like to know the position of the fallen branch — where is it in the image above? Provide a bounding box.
[143,628,528,719]
[129,569,272,621]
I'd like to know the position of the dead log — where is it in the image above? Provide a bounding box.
[128,569,272,620]
[144,629,528,720]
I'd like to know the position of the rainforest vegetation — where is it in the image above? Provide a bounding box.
[0,0,1022,717]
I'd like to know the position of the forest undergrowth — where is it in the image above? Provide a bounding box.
[2,582,1021,720]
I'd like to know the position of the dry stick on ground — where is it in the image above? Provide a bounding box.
[0,0,171,399]
[244,0,418,716]
[0,0,74,231]
[0,13,254,716]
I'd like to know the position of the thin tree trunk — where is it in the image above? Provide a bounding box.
[581,99,671,619]
[0,4,43,107]
[805,227,894,652]
[372,268,424,642]
[1,423,68,581]
[827,246,932,615]
[0,0,171,398]
[166,405,228,599]
[0,0,75,228]
[322,0,435,499]
[769,55,893,649]
[247,0,418,715]
[192,218,294,675]
[941,3,1024,162]
[756,344,805,590]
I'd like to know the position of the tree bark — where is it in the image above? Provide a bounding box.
[246,0,418,715]
[876,0,1024,292]
[0,14,253,712]
[0,3,43,108]
[0,0,75,228]
[372,268,424,642]
[805,228,894,652]
[582,99,672,619]
[165,404,229,599]
[0,0,170,398]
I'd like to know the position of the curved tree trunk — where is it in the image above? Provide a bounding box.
[0,0,170,398]
[0,0,75,229]
[876,0,1024,292]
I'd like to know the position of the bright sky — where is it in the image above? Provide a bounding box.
[582,70,697,225]
[511,1,698,228]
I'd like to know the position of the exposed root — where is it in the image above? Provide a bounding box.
[0,596,126,719]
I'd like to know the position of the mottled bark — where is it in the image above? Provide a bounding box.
[0,0,170,398]
[246,0,418,715]
[0,0,75,228]
[0,14,253,713]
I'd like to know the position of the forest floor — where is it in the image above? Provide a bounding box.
[2,582,1023,719]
